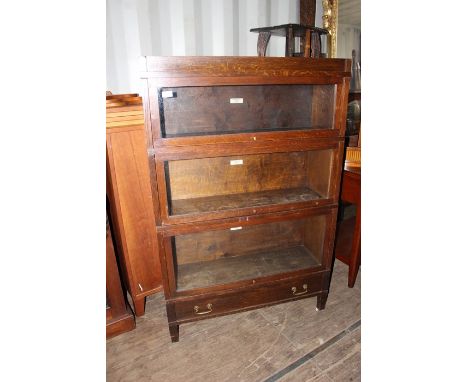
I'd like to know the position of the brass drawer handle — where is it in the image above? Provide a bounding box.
[194,303,213,315]
[292,284,308,296]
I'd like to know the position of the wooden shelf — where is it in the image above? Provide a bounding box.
[163,126,335,139]
[170,187,324,216]
[177,245,320,291]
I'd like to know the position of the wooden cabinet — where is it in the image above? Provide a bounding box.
[106,95,163,316]
[106,213,135,338]
[141,57,351,341]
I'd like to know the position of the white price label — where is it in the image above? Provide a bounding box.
[162,90,174,98]
[230,159,243,165]
[230,98,243,104]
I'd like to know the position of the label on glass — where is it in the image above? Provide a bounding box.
[162,90,174,98]
[230,226,243,231]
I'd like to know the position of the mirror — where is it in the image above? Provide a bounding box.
[321,0,361,60]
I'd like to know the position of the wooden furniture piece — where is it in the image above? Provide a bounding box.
[106,213,135,338]
[334,164,361,287]
[140,56,351,342]
[250,24,328,57]
[106,94,163,316]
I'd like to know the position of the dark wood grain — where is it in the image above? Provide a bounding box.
[172,272,327,324]
[141,57,351,341]
[142,57,351,78]
[153,137,340,161]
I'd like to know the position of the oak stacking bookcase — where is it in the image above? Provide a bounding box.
[140,56,351,342]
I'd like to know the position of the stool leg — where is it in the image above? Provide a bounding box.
[285,26,294,56]
[303,29,311,57]
[257,32,271,57]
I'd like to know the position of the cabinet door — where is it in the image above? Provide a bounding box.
[156,84,336,138]
[156,143,343,224]
[160,208,336,296]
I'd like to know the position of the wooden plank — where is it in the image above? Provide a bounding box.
[106,105,142,112]
[106,110,144,118]
[106,114,145,123]
[143,56,352,77]
[106,119,145,128]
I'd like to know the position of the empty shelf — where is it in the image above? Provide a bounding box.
[170,187,324,216]
[177,245,320,291]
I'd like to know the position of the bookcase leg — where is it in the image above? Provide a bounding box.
[316,292,329,311]
[133,296,146,317]
[169,324,179,343]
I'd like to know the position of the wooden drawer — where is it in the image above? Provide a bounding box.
[171,272,327,324]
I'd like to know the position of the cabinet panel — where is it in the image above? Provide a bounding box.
[158,84,336,138]
[161,148,335,221]
[106,125,163,316]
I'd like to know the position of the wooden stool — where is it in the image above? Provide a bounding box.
[250,23,328,57]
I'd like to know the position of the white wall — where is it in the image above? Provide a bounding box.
[106,0,300,94]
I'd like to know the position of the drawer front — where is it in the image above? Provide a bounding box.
[172,272,327,324]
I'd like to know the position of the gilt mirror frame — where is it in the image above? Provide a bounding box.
[322,0,338,58]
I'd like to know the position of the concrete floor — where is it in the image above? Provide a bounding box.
[107,260,360,382]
